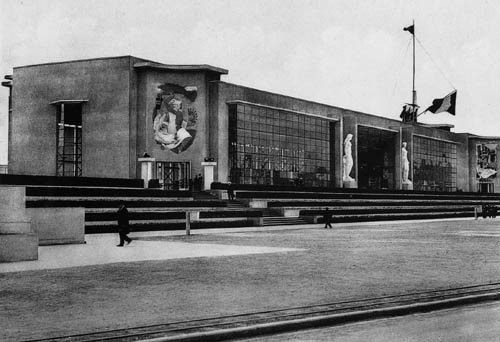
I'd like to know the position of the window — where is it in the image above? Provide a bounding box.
[54,102,83,176]
[413,136,457,192]
[228,103,333,187]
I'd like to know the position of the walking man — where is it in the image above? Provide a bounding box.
[117,203,132,246]
[324,207,332,229]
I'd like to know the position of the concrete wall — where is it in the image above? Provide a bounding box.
[27,207,85,245]
[9,56,135,178]
[340,111,404,189]
[7,56,488,192]
[136,69,221,178]
[211,82,409,188]
[0,186,37,262]
[0,186,29,225]
[208,80,476,192]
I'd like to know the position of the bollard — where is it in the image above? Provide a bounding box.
[185,211,191,236]
[474,207,478,220]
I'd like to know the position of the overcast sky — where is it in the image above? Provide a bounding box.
[1,0,499,164]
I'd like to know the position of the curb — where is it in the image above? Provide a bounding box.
[140,292,500,342]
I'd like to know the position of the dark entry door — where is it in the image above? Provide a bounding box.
[156,162,191,190]
[357,126,396,190]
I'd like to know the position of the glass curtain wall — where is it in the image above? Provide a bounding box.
[413,136,457,191]
[228,103,333,187]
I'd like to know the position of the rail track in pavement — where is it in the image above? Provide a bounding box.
[25,282,500,342]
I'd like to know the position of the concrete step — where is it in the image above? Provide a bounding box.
[235,190,500,200]
[25,186,190,198]
[226,200,248,209]
[192,191,219,200]
[26,199,227,209]
[27,196,194,202]
[85,218,254,233]
[268,199,500,206]
[262,217,308,226]
[300,207,476,215]
[324,211,474,222]
[86,217,251,226]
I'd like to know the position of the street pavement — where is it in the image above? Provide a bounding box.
[1,218,500,341]
[234,301,500,342]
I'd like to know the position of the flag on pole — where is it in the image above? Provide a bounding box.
[403,25,414,35]
[425,90,457,115]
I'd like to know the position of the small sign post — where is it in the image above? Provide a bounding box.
[185,211,191,235]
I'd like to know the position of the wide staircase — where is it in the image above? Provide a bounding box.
[261,208,308,226]
[1,175,263,233]
[212,183,500,224]
[3,175,500,234]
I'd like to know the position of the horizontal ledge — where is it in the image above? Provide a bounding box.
[49,99,89,105]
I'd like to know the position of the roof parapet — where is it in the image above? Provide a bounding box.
[134,62,228,75]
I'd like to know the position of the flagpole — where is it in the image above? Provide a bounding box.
[417,110,427,117]
[412,19,416,107]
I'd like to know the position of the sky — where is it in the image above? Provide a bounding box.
[1,0,499,164]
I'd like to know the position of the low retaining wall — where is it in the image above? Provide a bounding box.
[27,207,85,245]
[0,222,38,262]
[0,187,38,262]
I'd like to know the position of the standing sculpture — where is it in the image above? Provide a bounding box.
[343,134,355,182]
[402,142,412,185]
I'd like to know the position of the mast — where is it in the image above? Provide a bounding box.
[401,21,418,123]
[412,19,416,107]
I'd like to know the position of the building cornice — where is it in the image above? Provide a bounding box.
[134,62,228,75]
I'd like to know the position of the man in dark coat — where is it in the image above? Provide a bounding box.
[227,182,235,201]
[324,207,332,229]
[117,204,132,246]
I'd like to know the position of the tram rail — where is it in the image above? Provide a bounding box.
[24,282,500,342]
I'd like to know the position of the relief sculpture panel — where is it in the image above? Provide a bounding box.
[153,83,198,154]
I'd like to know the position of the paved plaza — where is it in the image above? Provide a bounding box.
[1,218,500,341]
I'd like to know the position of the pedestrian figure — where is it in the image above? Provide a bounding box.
[324,207,332,229]
[197,173,203,191]
[227,182,235,201]
[193,175,199,191]
[117,203,132,247]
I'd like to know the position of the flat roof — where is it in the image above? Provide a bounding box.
[13,55,228,75]
[469,135,500,140]
[419,123,455,128]
[13,55,136,69]
[226,100,339,121]
[134,61,228,74]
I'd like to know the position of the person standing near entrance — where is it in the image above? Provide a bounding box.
[117,203,132,247]
[227,182,235,200]
[324,208,332,229]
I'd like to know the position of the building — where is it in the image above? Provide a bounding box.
[3,56,499,192]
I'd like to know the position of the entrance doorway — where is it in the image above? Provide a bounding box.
[478,182,494,193]
[357,126,396,190]
[156,162,191,190]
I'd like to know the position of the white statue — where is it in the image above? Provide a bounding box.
[343,134,355,182]
[402,142,412,184]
